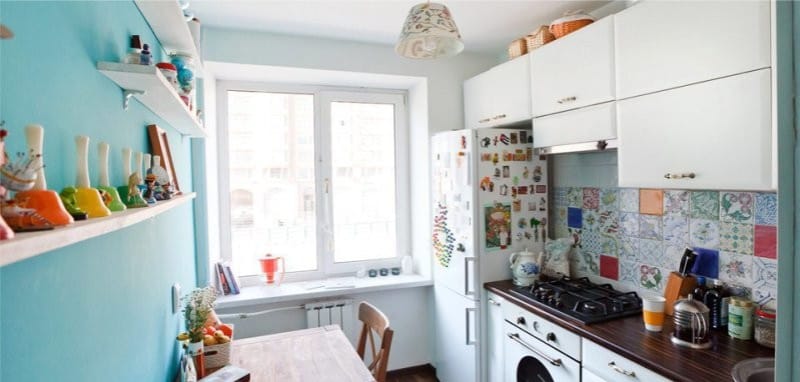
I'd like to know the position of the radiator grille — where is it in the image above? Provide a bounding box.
[305,299,355,339]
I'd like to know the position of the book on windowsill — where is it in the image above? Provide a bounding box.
[223,265,240,294]
[216,262,231,295]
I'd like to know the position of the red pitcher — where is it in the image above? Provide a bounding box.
[258,254,285,285]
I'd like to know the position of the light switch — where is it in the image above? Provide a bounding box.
[172,283,181,314]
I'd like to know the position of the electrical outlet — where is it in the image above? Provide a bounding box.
[172,283,181,314]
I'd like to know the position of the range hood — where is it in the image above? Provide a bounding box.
[532,102,618,155]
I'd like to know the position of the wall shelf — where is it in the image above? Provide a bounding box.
[97,62,205,138]
[0,192,196,267]
[134,0,201,63]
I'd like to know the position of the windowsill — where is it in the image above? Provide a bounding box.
[215,274,433,309]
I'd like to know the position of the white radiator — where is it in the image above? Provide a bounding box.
[305,299,356,340]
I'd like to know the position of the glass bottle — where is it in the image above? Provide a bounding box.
[703,278,725,330]
[692,276,706,301]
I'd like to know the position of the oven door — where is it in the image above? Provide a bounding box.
[503,322,580,382]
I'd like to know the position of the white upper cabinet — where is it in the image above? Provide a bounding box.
[615,0,771,99]
[530,16,615,117]
[617,69,772,191]
[463,55,531,129]
[532,102,616,150]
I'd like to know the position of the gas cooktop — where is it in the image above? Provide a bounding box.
[509,276,643,325]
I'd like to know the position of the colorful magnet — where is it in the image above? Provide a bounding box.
[511,186,517,199]
[494,168,501,178]
[526,147,534,161]
[510,133,518,144]
[499,134,510,145]
[502,166,510,178]
[519,131,528,143]
[512,176,519,186]
[493,136,499,146]
[480,176,492,191]
[518,217,527,229]
[528,201,537,211]
[500,184,508,196]
[512,199,521,212]
[460,135,466,149]
[533,166,543,182]
[492,153,499,165]
[523,166,530,179]
[536,184,547,194]
[518,186,528,195]
[539,197,547,211]
[480,137,491,147]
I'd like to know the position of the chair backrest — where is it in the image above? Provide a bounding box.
[356,301,394,382]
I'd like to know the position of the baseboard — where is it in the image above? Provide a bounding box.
[386,363,436,378]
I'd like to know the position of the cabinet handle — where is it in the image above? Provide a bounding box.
[556,96,577,104]
[492,114,507,120]
[478,118,491,124]
[516,316,526,325]
[507,333,563,367]
[465,308,476,345]
[488,298,501,306]
[533,321,540,332]
[664,172,696,180]
[608,362,636,377]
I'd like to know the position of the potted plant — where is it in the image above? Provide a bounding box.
[179,286,216,378]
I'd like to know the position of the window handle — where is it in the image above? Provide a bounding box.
[325,178,329,193]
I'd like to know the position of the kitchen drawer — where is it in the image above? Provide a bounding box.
[532,101,616,149]
[503,301,581,360]
[582,339,671,382]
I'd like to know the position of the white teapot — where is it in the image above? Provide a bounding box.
[510,249,542,286]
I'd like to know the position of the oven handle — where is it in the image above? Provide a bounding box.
[506,332,562,367]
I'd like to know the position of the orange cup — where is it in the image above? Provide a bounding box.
[642,296,666,332]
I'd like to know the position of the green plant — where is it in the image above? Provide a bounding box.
[182,286,217,343]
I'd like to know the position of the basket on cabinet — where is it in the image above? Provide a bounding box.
[525,26,556,51]
[508,37,528,59]
[203,325,234,369]
[549,10,594,39]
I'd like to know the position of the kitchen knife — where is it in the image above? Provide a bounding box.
[679,248,697,276]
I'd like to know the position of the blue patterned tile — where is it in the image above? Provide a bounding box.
[663,190,690,216]
[690,219,720,248]
[639,239,664,267]
[718,251,753,287]
[755,193,777,226]
[619,260,639,287]
[662,215,689,245]
[639,215,662,240]
[582,210,600,232]
[599,188,619,211]
[618,235,640,262]
[580,231,603,255]
[752,257,778,306]
[720,192,755,223]
[619,188,639,213]
[567,207,582,229]
[619,212,639,237]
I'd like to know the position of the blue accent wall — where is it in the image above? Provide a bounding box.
[0,2,197,381]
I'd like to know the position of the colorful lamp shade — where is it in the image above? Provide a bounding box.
[395,2,464,59]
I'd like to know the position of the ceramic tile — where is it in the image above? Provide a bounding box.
[618,235,640,263]
[553,187,568,208]
[639,239,664,267]
[718,251,753,287]
[597,210,619,235]
[567,207,582,229]
[752,257,778,305]
[567,187,583,208]
[691,191,719,220]
[719,221,754,255]
[599,188,619,212]
[662,215,689,245]
[663,190,690,216]
[578,250,600,276]
[720,192,755,223]
[664,244,688,271]
[582,210,600,232]
[638,264,665,292]
[619,189,639,213]
[583,188,600,210]
[754,193,777,226]
[580,231,602,255]
[639,215,662,240]
[639,189,664,215]
[754,225,777,259]
[599,255,619,280]
[619,212,639,237]
[689,219,720,248]
[599,234,619,257]
[619,260,639,287]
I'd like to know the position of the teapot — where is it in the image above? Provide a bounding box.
[258,254,285,285]
[509,249,542,287]
[671,294,712,349]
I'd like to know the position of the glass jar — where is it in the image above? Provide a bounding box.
[754,307,776,348]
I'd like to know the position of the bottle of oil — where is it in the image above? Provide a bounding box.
[704,279,727,330]
[692,276,706,301]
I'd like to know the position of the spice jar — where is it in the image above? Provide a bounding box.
[754,307,776,348]
[728,297,754,340]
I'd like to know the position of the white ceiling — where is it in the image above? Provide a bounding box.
[191,0,612,55]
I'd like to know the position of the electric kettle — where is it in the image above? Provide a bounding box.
[671,294,712,349]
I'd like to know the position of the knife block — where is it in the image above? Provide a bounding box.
[663,272,697,316]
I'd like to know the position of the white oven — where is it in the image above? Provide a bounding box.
[503,303,581,382]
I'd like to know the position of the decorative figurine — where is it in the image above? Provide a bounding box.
[0,199,53,232]
[70,136,111,218]
[0,127,15,239]
[97,142,126,211]
[126,172,148,208]
[59,187,88,220]
[148,155,172,200]
[142,173,158,204]
[140,43,152,66]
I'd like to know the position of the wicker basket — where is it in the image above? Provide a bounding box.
[549,11,594,39]
[508,37,528,60]
[203,324,234,369]
[525,26,555,52]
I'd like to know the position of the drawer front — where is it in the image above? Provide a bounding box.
[502,301,581,359]
[532,101,616,148]
[582,339,672,382]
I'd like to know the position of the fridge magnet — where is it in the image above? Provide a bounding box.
[533,166,543,182]
[528,201,537,211]
[518,186,528,195]
[528,136,534,143]
[516,232,523,241]
[511,187,517,199]
[493,168,501,178]
[432,203,455,267]
[493,136,499,146]
[517,218,527,229]
[502,166,510,178]
[539,197,547,211]
[513,176,520,186]
[527,147,534,161]
[485,203,511,250]
[524,231,532,240]
[519,131,528,143]
[503,151,513,162]
[499,184,508,196]
[480,153,491,161]
[480,137,491,147]
[457,243,465,252]
[523,166,530,179]
[499,134,510,145]
[460,135,466,149]
[479,177,494,192]
[514,149,526,161]
[492,153,499,165]
[536,184,547,194]
[513,199,522,212]
[510,133,518,144]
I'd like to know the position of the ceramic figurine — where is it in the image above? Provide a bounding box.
[0,199,53,232]
[96,142,126,211]
[0,127,14,239]
[126,172,148,208]
[140,43,152,66]
[58,187,88,221]
[142,173,158,204]
[70,136,111,218]
[149,155,172,200]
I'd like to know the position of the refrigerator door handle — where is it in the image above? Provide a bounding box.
[464,257,475,296]
[465,307,476,346]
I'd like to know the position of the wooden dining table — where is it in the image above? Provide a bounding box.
[220,325,376,382]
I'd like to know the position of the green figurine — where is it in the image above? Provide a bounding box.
[59,187,88,221]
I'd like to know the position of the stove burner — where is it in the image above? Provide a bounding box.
[510,276,643,325]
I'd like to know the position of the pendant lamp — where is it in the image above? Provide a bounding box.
[395,2,464,59]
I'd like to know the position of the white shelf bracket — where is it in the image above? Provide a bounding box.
[123,89,145,110]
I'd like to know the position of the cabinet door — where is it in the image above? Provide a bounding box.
[490,55,531,127]
[486,292,505,382]
[533,101,616,149]
[618,69,772,191]
[464,71,494,129]
[582,339,671,382]
[615,1,770,99]
[582,368,608,382]
[530,16,615,117]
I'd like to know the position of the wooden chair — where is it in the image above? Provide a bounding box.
[356,302,394,382]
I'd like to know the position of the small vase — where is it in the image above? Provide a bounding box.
[187,340,205,378]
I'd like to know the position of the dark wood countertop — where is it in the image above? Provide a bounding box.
[485,280,774,382]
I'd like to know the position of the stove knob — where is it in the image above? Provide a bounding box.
[546,332,557,342]
[516,316,526,325]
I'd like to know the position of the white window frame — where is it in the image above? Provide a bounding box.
[216,81,410,285]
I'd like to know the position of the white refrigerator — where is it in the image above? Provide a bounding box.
[432,128,548,382]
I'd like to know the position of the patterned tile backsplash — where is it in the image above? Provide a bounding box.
[552,187,778,307]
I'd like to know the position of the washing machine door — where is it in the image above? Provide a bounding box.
[516,355,554,382]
